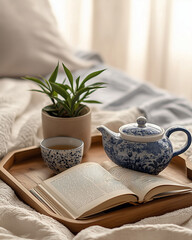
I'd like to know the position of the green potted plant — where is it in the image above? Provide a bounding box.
[24,62,106,154]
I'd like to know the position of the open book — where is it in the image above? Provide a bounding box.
[30,161,192,220]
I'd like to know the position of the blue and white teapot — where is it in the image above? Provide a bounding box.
[97,116,192,175]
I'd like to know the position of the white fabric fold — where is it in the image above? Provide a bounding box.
[0,78,192,239]
[74,207,192,240]
[0,180,74,240]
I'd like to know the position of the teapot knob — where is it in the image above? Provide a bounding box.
[137,116,147,128]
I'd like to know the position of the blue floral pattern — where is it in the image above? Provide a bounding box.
[97,126,191,175]
[41,147,83,173]
[98,118,191,175]
[122,126,160,136]
[101,132,172,175]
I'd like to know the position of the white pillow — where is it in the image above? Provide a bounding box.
[0,0,92,77]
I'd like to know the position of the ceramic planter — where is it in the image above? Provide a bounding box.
[42,106,91,155]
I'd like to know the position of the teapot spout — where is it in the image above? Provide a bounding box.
[97,125,121,163]
[97,125,120,140]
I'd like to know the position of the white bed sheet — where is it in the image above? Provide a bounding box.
[0,77,192,239]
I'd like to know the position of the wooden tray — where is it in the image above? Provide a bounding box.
[0,138,192,234]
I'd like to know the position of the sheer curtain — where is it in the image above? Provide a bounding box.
[49,0,192,101]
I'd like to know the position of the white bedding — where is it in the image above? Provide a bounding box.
[1,78,192,239]
[2,0,192,237]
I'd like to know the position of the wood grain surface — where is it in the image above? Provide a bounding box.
[0,138,192,234]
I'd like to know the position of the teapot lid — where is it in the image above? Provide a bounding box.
[119,116,164,142]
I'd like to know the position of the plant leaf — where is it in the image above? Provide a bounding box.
[75,76,80,91]
[71,87,90,108]
[79,69,106,88]
[49,62,59,83]
[50,82,70,100]
[89,82,107,86]
[82,100,102,104]
[74,104,86,117]
[38,75,50,89]
[53,97,72,116]
[56,83,72,91]
[43,105,58,112]
[62,78,66,85]
[29,89,46,94]
[62,63,74,91]
[23,76,47,89]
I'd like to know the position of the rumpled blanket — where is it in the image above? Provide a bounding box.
[1,78,192,239]
[74,206,192,240]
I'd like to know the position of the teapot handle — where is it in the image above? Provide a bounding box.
[165,126,192,158]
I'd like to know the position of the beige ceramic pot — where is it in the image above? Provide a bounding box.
[42,106,91,155]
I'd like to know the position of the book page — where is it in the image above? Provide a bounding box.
[102,161,190,202]
[41,162,137,219]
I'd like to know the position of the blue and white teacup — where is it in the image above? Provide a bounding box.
[40,136,84,173]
